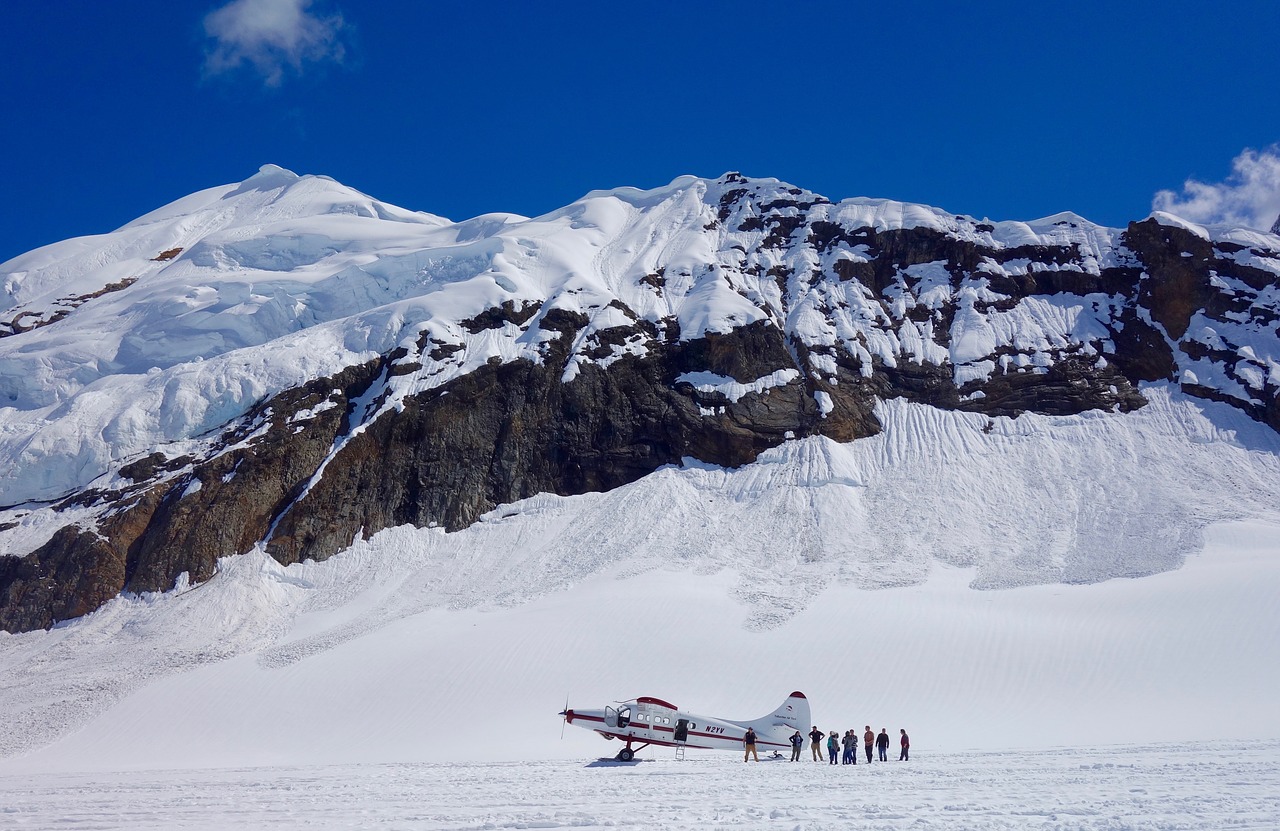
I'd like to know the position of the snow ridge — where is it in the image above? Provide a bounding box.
[3,168,1278,512]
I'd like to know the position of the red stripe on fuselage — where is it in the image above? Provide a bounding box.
[570,712,789,749]
[592,729,786,749]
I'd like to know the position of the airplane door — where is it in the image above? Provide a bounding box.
[674,718,689,743]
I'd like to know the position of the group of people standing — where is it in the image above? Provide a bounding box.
[739,724,910,764]
[782,726,908,763]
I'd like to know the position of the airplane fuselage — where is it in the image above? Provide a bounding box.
[562,692,809,759]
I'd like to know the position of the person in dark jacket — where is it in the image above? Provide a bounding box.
[841,730,856,764]
[826,731,839,764]
[789,730,804,761]
[743,727,759,762]
[876,728,890,761]
[899,728,910,761]
[809,726,824,761]
[863,725,875,763]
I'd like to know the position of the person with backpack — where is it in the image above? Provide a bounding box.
[809,726,824,761]
[863,726,875,763]
[789,729,804,761]
[876,728,890,761]
[841,730,857,764]
[826,731,839,765]
[899,729,910,761]
[743,727,759,762]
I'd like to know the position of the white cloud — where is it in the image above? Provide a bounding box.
[203,0,346,87]
[1153,145,1280,233]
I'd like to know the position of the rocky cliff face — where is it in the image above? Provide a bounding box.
[2,170,1279,632]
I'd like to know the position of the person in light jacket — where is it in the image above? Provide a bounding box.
[863,726,875,763]
[841,730,857,765]
[827,731,839,765]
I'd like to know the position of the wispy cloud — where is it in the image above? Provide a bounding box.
[1153,145,1280,233]
[203,0,347,87]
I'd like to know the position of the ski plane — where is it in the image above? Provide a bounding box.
[560,691,809,761]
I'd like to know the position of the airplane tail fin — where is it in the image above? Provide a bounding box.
[734,691,810,737]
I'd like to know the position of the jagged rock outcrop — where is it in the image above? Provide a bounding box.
[2,170,1278,632]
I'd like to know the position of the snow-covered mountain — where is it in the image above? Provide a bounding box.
[2,167,1280,778]
[2,166,1279,635]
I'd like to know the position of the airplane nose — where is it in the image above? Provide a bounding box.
[561,709,575,724]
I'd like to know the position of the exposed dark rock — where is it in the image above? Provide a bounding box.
[640,268,666,295]
[460,300,542,333]
[1125,219,1218,341]
[671,320,792,382]
[1105,307,1177,383]
[264,318,858,564]
[0,526,124,632]
[119,453,194,483]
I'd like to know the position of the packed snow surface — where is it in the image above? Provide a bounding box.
[2,742,1278,830]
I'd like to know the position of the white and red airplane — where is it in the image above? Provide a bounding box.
[560,691,810,761]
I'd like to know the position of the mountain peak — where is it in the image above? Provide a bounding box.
[229,163,302,194]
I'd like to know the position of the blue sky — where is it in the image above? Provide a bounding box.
[2,0,1279,263]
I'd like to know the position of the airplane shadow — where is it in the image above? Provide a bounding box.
[585,758,647,768]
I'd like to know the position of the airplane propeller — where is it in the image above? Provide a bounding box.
[559,694,570,739]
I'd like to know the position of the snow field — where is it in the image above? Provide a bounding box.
[10,524,1273,775]
[2,742,1277,830]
